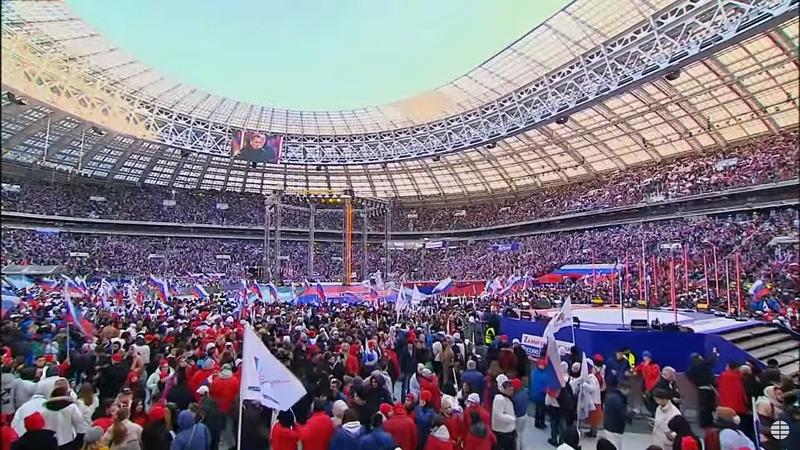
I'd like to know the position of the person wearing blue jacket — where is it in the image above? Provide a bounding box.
[358,413,398,450]
[171,410,211,450]
[414,390,436,450]
[461,360,485,400]
[605,349,631,389]
[529,360,548,429]
[330,409,365,450]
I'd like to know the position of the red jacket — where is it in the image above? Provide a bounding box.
[209,374,240,413]
[462,405,490,432]
[497,349,518,375]
[635,361,661,392]
[188,368,214,394]
[270,424,299,450]
[443,413,465,450]
[718,368,749,415]
[463,427,495,450]
[298,411,334,450]
[345,354,360,377]
[384,413,418,450]
[425,430,453,450]
[419,376,442,411]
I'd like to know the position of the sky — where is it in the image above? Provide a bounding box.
[66,0,570,111]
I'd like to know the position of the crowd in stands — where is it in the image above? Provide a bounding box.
[2,208,797,315]
[2,131,797,232]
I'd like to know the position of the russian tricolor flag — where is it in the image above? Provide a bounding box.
[191,284,209,300]
[267,283,280,303]
[63,285,95,341]
[38,278,59,291]
[316,282,327,302]
[431,277,454,295]
[148,275,169,300]
[543,327,566,392]
[749,279,769,300]
[249,282,264,301]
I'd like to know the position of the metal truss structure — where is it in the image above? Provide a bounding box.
[1,0,799,202]
[2,0,797,165]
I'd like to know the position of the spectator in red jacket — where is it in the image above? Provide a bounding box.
[718,361,750,415]
[270,410,299,450]
[299,399,334,450]
[188,359,215,395]
[384,403,418,450]
[341,343,360,377]
[441,396,465,450]
[462,394,490,432]
[208,364,239,414]
[463,410,495,450]
[636,351,661,416]
[419,369,442,412]
[425,414,453,450]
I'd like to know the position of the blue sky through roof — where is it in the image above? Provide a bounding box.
[66,0,570,111]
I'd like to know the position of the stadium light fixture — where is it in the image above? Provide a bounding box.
[664,69,681,81]
[485,142,497,149]
[555,116,569,125]
[90,125,106,136]
[6,92,27,106]
[432,155,440,162]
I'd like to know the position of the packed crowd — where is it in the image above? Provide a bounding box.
[2,131,797,232]
[1,283,799,450]
[3,208,796,313]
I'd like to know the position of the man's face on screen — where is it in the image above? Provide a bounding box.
[249,133,267,150]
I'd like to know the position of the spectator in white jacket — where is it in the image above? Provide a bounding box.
[651,388,681,450]
[491,374,516,450]
[76,382,99,423]
[11,367,38,412]
[41,385,89,448]
[583,360,603,438]
[10,393,46,436]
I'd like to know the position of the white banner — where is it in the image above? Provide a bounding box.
[89,196,106,202]
[69,252,89,258]
[162,199,176,207]
[240,323,306,410]
[216,202,229,210]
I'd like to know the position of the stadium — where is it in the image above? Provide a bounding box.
[1,0,798,449]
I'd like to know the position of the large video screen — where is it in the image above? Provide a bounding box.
[230,130,282,163]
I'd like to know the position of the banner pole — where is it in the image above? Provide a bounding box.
[237,395,243,450]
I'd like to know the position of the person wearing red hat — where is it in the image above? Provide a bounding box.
[384,402,417,450]
[10,412,57,450]
[140,405,172,450]
[298,399,334,450]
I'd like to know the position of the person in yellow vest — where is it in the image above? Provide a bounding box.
[484,326,496,346]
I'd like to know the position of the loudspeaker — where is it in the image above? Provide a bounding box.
[630,319,649,330]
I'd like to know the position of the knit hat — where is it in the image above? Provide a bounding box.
[24,412,45,431]
[196,385,209,396]
[84,426,104,444]
[149,406,166,423]
[420,390,432,403]
[379,403,393,417]
[593,354,604,363]
[642,351,652,359]
[466,393,480,405]
[511,378,523,391]
[496,374,510,386]
[111,352,124,363]
[421,368,433,377]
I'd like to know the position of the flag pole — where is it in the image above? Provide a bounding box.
[735,252,743,318]
[237,395,244,450]
[725,258,732,315]
[670,253,677,324]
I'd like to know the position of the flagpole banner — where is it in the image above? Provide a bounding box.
[240,323,306,411]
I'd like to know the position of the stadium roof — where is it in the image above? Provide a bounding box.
[1,0,798,203]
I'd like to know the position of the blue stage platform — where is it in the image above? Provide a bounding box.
[500,306,762,373]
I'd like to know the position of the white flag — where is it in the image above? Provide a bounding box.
[240,323,306,410]
[411,284,426,305]
[545,296,573,335]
